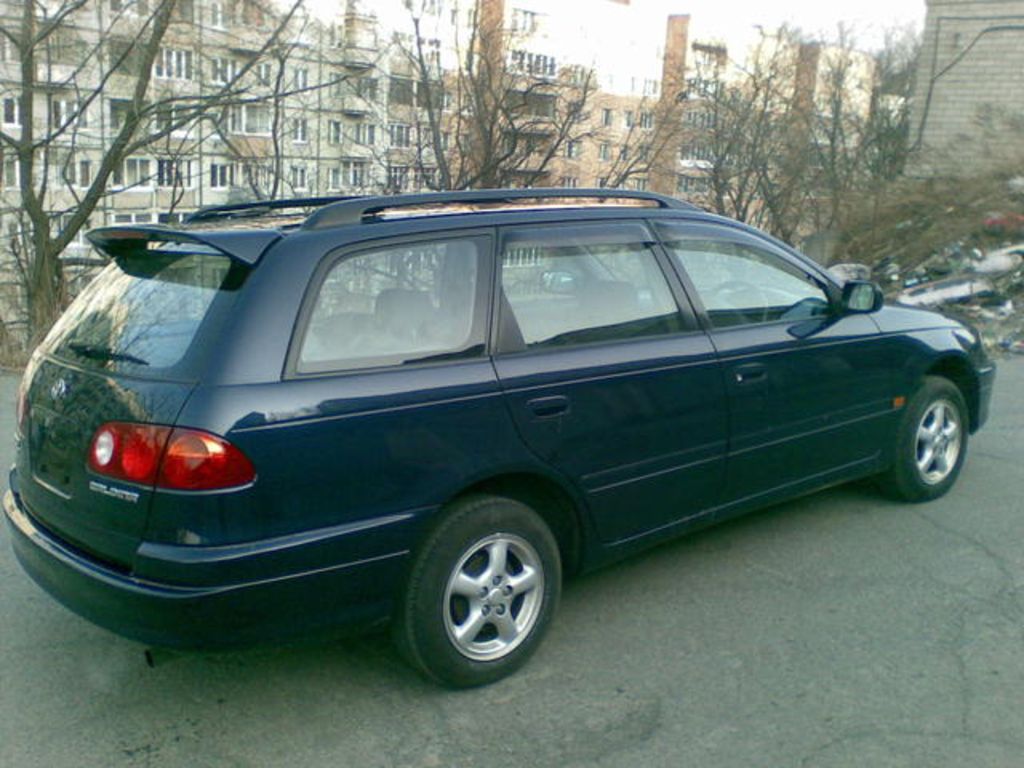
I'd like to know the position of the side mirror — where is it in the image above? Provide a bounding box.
[841,280,884,314]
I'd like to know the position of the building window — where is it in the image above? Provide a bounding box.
[156,158,194,188]
[2,155,19,188]
[639,111,654,130]
[598,142,610,161]
[290,164,308,191]
[510,50,556,77]
[389,123,412,148]
[643,79,660,97]
[209,1,226,28]
[210,162,233,189]
[256,62,273,86]
[559,176,578,188]
[328,120,343,145]
[624,110,634,128]
[511,9,538,33]
[677,174,708,194]
[387,164,409,191]
[231,104,271,135]
[113,157,152,188]
[565,140,581,159]
[343,160,367,188]
[154,104,189,135]
[354,122,376,145]
[52,99,88,128]
[389,77,415,106]
[210,56,236,84]
[357,76,379,100]
[63,158,92,188]
[111,212,154,224]
[685,109,716,129]
[421,37,441,70]
[681,143,713,163]
[601,108,613,127]
[292,117,308,143]
[154,48,194,80]
[241,162,273,191]
[597,176,609,188]
[109,99,131,130]
[2,97,20,127]
[294,67,308,90]
[415,166,436,188]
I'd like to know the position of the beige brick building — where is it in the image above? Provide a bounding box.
[911,0,1024,172]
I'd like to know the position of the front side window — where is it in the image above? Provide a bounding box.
[657,223,830,328]
[297,238,485,374]
[500,223,683,351]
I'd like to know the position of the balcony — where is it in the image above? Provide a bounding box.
[338,96,372,116]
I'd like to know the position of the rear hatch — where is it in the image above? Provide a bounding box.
[16,229,257,570]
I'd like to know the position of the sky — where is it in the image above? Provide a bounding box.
[656,0,926,50]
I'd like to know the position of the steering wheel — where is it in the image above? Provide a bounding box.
[709,280,767,307]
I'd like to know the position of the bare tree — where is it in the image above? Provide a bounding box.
[693,27,810,233]
[397,0,596,191]
[0,0,303,345]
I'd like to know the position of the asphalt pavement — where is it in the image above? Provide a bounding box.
[1,362,1023,767]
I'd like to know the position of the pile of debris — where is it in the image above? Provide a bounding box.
[838,239,1024,354]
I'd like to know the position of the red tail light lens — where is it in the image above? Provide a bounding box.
[88,423,171,485]
[88,422,255,491]
[158,429,256,490]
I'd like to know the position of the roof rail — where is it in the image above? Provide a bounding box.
[302,188,696,231]
[184,196,358,225]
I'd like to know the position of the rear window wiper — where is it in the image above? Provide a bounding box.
[67,342,150,366]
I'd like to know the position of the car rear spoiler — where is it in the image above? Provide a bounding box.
[86,226,280,266]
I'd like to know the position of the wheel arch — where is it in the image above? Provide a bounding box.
[925,354,980,431]
[444,472,588,577]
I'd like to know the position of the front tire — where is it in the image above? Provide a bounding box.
[879,376,968,502]
[393,494,561,687]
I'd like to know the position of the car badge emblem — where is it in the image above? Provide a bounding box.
[50,377,69,401]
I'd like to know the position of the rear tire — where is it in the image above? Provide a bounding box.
[393,494,561,687]
[878,376,968,502]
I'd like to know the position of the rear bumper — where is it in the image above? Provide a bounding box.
[4,488,410,649]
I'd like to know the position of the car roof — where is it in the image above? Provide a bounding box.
[86,189,819,277]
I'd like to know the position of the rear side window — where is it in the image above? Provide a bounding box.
[499,222,683,351]
[46,250,242,372]
[297,237,486,374]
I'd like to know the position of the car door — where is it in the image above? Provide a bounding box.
[492,220,729,544]
[654,220,894,509]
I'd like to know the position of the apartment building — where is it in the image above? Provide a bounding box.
[0,0,878,336]
[0,0,694,228]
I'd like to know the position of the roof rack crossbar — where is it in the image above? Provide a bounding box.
[302,188,696,230]
[184,196,359,225]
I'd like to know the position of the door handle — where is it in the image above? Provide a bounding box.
[526,395,570,419]
[733,363,767,386]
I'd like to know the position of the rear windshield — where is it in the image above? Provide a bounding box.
[44,250,245,375]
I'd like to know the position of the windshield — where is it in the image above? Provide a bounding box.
[45,250,244,375]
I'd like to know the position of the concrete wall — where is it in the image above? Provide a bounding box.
[911,0,1024,173]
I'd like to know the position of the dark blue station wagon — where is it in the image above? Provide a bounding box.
[5,190,996,686]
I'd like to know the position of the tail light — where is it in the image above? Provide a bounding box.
[88,422,255,491]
